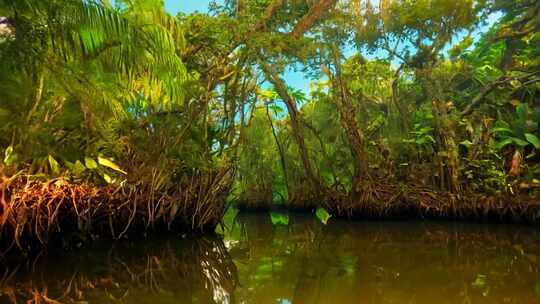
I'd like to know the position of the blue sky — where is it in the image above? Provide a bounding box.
[164,1,215,15]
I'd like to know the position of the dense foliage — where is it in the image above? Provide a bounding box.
[0,0,539,250]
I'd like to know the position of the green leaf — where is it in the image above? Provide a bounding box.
[65,161,74,170]
[72,160,86,177]
[459,140,473,147]
[270,212,289,226]
[494,138,513,150]
[102,173,113,184]
[3,145,13,165]
[316,208,332,225]
[415,138,427,145]
[269,104,283,115]
[418,127,434,134]
[98,156,127,175]
[492,127,514,135]
[511,137,530,147]
[424,135,436,144]
[85,157,98,169]
[48,155,60,175]
[493,120,511,128]
[524,133,540,149]
[516,103,529,122]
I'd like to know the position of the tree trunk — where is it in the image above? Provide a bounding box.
[327,46,371,194]
[419,69,461,192]
[259,61,322,193]
[266,104,290,200]
[391,64,410,131]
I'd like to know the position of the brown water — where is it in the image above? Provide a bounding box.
[2,211,540,303]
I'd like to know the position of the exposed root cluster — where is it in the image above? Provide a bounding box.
[236,183,274,211]
[284,181,323,211]
[0,168,233,254]
[326,180,540,223]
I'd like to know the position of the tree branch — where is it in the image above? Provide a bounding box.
[290,0,338,39]
[461,71,540,116]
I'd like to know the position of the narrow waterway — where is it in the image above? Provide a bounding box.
[2,210,540,303]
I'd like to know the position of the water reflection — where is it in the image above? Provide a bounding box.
[227,213,540,304]
[2,213,540,303]
[1,236,237,303]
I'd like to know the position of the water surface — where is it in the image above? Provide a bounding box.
[2,211,540,303]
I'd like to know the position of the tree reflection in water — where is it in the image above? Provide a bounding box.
[226,213,540,304]
[2,213,540,304]
[1,236,238,303]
